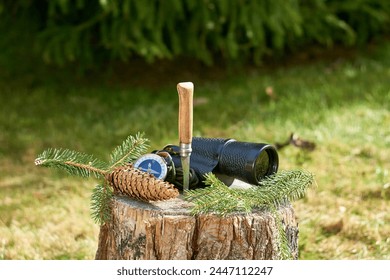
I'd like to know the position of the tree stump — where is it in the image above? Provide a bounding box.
[95,195,299,260]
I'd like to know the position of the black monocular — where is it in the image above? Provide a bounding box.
[164,137,279,187]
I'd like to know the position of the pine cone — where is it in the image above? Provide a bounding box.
[106,164,179,201]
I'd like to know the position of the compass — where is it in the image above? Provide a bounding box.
[134,154,168,180]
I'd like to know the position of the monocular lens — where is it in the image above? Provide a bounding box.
[255,150,270,181]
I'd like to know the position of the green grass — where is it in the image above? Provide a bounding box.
[0,42,389,259]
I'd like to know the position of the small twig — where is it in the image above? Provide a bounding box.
[64,161,107,176]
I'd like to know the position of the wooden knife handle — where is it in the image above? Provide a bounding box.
[177,82,194,145]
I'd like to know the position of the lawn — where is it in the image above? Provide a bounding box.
[0,42,389,259]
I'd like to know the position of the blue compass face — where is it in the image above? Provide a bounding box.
[134,154,168,180]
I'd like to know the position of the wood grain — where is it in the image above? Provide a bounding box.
[95,196,299,260]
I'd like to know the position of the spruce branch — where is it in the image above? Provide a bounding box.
[91,183,113,225]
[185,170,315,216]
[243,169,315,207]
[270,205,293,260]
[34,148,108,178]
[186,173,253,215]
[108,132,149,170]
[34,132,153,226]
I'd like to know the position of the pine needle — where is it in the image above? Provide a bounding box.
[34,148,108,178]
[108,132,149,170]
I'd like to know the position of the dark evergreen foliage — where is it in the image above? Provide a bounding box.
[3,0,390,67]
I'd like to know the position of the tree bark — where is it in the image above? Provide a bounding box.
[95,195,299,260]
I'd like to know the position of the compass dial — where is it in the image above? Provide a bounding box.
[133,154,168,180]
